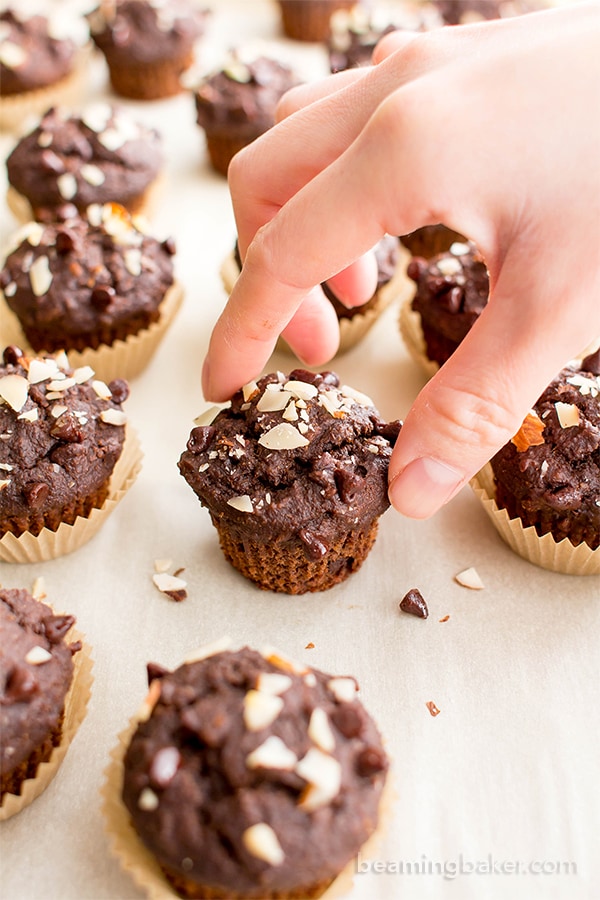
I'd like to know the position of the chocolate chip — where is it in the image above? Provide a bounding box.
[299,529,328,560]
[147,662,170,685]
[399,588,429,619]
[288,368,319,385]
[107,378,129,403]
[90,284,115,309]
[164,589,187,603]
[439,285,463,313]
[2,665,39,704]
[377,420,402,445]
[161,237,177,256]
[3,345,23,366]
[407,257,428,282]
[50,417,84,443]
[334,468,362,503]
[29,385,48,408]
[42,614,75,643]
[68,640,82,655]
[55,230,76,255]
[24,482,49,508]
[356,746,387,777]
[581,348,600,376]
[187,426,215,454]
[331,704,363,738]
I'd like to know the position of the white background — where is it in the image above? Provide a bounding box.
[1,2,597,899]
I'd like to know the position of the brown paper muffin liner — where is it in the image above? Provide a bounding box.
[0,47,89,135]
[278,0,357,42]
[0,425,142,564]
[105,53,194,100]
[205,132,259,177]
[101,686,393,900]
[6,171,166,225]
[470,463,600,576]
[0,280,183,384]
[0,619,93,820]
[398,297,440,379]
[220,245,414,357]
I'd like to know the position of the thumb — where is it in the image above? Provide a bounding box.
[388,259,599,518]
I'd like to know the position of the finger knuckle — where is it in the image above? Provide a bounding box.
[420,380,520,452]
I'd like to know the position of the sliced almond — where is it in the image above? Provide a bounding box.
[72,366,95,384]
[285,380,318,401]
[308,708,335,753]
[18,408,38,422]
[27,359,58,384]
[258,423,309,450]
[256,389,293,412]
[327,677,357,703]
[455,567,484,590]
[340,385,374,407]
[255,672,292,695]
[100,409,127,426]
[0,374,29,412]
[29,256,53,297]
[227,494,253,513]
[296,748,342,811]
[57,173,77,201]
[80,164,105,186]
[242,824,284,866]
[25,645,52,665]
[153,573,187,594]
[511,410,545,452]
[193,404,228,426]
[243,691,284,732]
[153,558,173,574]
[246,736,297,771]
[555,402,580,429]
[242,380,259,402]
[137,787,159,811]
[92,380,112,400]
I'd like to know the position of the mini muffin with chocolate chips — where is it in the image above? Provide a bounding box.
[0,205,179,379]
[0,8,88,132]
[5,104,163,223]
[1,586,81,801]
[400,240,488,371]
[0,346,129,542]
[115,643,389,898]
[178,369,401,593]
[88,0,209,100]
[194,55,299,176]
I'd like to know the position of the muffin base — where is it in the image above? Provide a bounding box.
[214,519,380,593]
[105,53,194,100]
[278,1,357,42]
[163,867,334,899]
[1,719,62,800]
[1,484,109,539]
[204,131,260,177]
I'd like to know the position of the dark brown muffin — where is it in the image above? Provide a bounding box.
[1,206,175,354]
[1,587,80,800]
[406,240,488,367]
[277,0,358,42]
[399,224,468,258]
[0,345,129,538]
[194,56,299,176]
[6,105,163,222]
[88,0,209,100]
[178,369,401,594]
[0,9,79,96]
[122,645,389,899]
[433,0,548,26]
[491,351,600,551]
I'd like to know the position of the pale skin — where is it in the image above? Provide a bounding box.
[203,1,600,519]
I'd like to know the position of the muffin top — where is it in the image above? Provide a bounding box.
[195,56,298,136]
[491,350,600,549]
[88,0,208,65]
[123,644,388,896]
[0,9,83,96]
[6,105,163,218]
[0,206,175,349]
[0,346,128,533]
[0,586,79,782]
[178,369,400,554]
[408,240,488,344]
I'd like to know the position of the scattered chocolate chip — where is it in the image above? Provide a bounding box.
[356,746,387,777]
[581,348,600,375]
[3,345,23,366]
[42,614,75,643]
[24,482,50,509]
[161,237,177,256]
[107,378,129,403]
[378,420,402,444]
[50,417,84,443]
[2,665,39,704]
[331,704,363,739]
[90,284,115,309]
[55,229,76,254]
[288,368,319,385]
[334,468,362,503]
[147,662,170,685]
[399,588,429,619]
[28,385,48,408]
[187,425,215,454]
[426,701,441,717]
[299,528,328,560]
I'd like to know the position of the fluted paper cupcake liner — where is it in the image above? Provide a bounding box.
[0,620,93,820]
[470,462,600,576]
[0,425,142,563]
[398,297,440,379]
[0,280,183,384]
[102,664,393,899]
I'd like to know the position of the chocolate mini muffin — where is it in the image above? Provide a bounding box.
[399,224,468,259]
[490,351,600,551]
[0,9,87,131]
[277,0,358,42]
[88,0,209,100]
[1,586,80,800]
[121,644,389,898]
[195,55,299,176]
[6,105,163,223]
[406,240,488,367]
[179,369,401,593]
[0,346,128,538]
[1,206,175,355]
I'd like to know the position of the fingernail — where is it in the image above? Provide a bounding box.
[388,457,464,519]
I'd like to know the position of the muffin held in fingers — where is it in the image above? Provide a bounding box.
[88,0,209,100]
[110,642,389,898]
[178,369,401,594]
[6,104,164,223]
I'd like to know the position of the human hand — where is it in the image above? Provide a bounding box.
[203,2,600,519]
